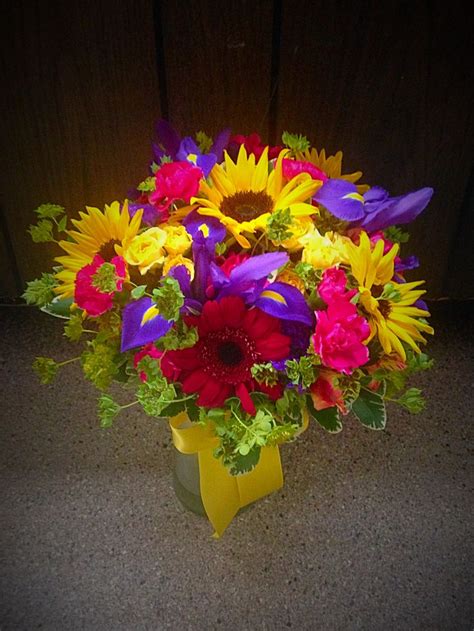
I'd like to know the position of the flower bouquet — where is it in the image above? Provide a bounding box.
[25,121,434,536]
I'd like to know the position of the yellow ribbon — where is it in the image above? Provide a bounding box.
[169,410,309,538]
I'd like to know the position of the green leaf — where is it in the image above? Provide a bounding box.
[57,215,68,233]
[229,446,261,475]
[34,203,65,219]
[384,226,410,244]
[40,297,74,319]
[281,131,310,153]
[195,130,213,153]
[32,357,59,384]
[152,276,184,321]
[352,386,387,430]
[23,273,57,307]
[64,312,85,341]
[307,396,343,433]
[98,394,121,428]
[393,387,426,413]
[137,176,156,193]
[131,285,147,299]
[29,219,54,243]
[266,207,293,243]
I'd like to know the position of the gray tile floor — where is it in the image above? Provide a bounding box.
[1,302,472,630]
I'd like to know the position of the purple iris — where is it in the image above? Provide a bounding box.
[210,252,313,326]
[152,119,231,170]
[121,297,173,352]
[314,179,433,231]
[210,252,288,304]
[128,202,168,227]
[183,210,226,252]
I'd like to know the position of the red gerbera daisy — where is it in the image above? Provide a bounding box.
[161,296,290,415]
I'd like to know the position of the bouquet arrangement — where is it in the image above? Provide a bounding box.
[25,121,434,536]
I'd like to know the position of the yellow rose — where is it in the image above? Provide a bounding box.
[163,225,192,256]
[278,217,314,251]
[124,227,167,275]
[163,254,195,279]
[299,227,350,270]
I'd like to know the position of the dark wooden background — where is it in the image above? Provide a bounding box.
[1,0,473,301]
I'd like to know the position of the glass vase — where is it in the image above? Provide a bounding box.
[172,448,206,516]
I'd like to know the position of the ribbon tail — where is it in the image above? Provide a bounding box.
[236,446,283,507]
[198,448,241,538]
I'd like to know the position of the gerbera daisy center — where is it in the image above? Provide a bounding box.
[220,190,274,222]
[199,326,258,383]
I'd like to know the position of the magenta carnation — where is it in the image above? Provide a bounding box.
[150,161,202,205]
[313,299,370,374]
[318,267,350,304]
[75,255,126,317]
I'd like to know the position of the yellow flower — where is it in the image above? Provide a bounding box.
[163,225,192,256]
[163,254,194,279]
[124,227,167,275]
[55,200,142,299]
[191,145,321,248]
[277,216,314,251]
[296,147,369,193]
[299,226,350,269]
[347,232,433,360]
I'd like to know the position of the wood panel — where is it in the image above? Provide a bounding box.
[276,0,474,298]
[160,0,275,138]
[0,0,161,294]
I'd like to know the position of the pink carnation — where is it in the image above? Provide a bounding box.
[282,158,328,182]
[75,255,126,317]
[313,299,370,374]
[318,267,355,304]
[150,161,202,204]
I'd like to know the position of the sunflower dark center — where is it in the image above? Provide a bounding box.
[199,327,258,384]
[220,190,274,222]
[378,299,392,318]
[98,239,121,261]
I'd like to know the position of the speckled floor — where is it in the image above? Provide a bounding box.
[0,302,472,630]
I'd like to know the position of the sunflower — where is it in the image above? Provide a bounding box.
[190,145,320,248]
[296,147,369,193]
[54,200,143,298]
[347,231,433,360]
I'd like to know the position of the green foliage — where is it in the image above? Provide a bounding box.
[266,207,293,243]
[207,392,304,475]
[152,276,184,321]
[135,356,180,417]
[352,385,387,430]
[64,312,85,342]
[251,362,279,386]
[34,203,65,219]
[131,284,147,299]
[390,387,426,413]
[158,320,198,351]
[23,273,57,307]
[282,131,310,154]
[98,394,121,428]
[379,282,402,302]
[195,130,213,154]
[81,338,122,390]
[306,395,343,433]
[285,356,317,389]
[384,226,410,244]
[92,262,120,293]
[215,241,227,256]
[294,262,322,292]
[33,357,59,384]
[137,176,156,193]
[29,219,54,243]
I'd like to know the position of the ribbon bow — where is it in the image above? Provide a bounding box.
[170,412,285,537]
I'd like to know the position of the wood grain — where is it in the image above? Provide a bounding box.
[160,0,275,138]
[0,0,161,292]
[276,0,474,297]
